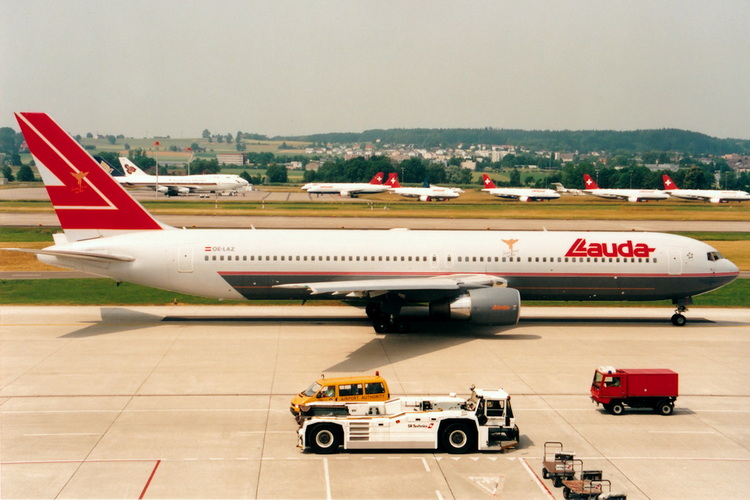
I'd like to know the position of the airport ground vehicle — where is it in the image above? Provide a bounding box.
[591,366,678,415]
[543,442,627,499]
[298,386,519,454]
[290,373,389,421]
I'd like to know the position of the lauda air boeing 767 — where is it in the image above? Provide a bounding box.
[12,113,739,331]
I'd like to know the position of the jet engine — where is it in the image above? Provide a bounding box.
[178,187,190,195]
[628,196,641,202]
[419,195,432,202]
[156,186,169,194]
[519,196,530,202]
[429,287,520,325]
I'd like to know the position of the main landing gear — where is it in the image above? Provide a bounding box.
[670,297,692,327]
[366,301,410,333]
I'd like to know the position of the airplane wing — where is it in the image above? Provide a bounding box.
[275,274,507,298]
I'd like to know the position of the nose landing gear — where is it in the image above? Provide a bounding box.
[671,297,692,326]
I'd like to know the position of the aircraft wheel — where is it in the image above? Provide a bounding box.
[671,313,687,326]
[365,303,381,320]
[393,318,409,333]
[373,318,389,334]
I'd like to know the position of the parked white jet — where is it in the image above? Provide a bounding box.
[582,174,668,202]
[385,173,462,201]
[481,174,560,201]
[12,113,739,331]
[116,157,250,196]
[551,182,583,195]
[662,174,750,203]
[301,172,389,197]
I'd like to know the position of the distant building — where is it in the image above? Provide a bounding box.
[216,154,245,166]
[460,160,477,170]
[645,163,679,172]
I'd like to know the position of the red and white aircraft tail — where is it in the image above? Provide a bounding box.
[662,174,679,190]
[369,172,385,185]
[481,174,498,189]
[386,172,402,188]
[14,112,169,242]
[583,174,600,190]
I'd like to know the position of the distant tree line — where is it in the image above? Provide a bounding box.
[285,128,750,155]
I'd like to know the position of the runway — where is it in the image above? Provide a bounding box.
[1,305,749,499]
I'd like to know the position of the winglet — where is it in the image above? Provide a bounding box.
[481,174,497,189]
[583,174,600,189]
[15,112,169,241]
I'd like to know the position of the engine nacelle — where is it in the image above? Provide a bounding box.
[430,287,520,325]
[155,186,169,194]
[419,195,432,202]
[519,196,530,202]
[628,196,640,202]
[178,187,190,195]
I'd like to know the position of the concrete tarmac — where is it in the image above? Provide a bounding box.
[1,305,749,499]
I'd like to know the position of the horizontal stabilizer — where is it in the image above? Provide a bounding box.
[6,247,135,262]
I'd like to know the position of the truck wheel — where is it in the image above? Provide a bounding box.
[657,401,674,415]
[542,468,549,479]
[563,486,571,499]
[441,423,474,454]
[610,402,625,415]
[309,424,341,454]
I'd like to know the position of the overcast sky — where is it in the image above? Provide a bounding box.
[2,0,749,140]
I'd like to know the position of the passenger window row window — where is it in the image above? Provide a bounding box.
[202,254,656,264]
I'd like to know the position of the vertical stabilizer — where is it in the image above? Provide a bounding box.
[15,112,169,241]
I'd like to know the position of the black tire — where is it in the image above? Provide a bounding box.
[373,318,389,334]
[393,318,409,333]
[542,468,549,479]
[309,424,341,454]
[671,313,687,326]
[658,401,674,415]
[563,486,571,499]
[611,402,625,415]
[553,476,563,487]
[440,423,474,454]
[365,303,380,320]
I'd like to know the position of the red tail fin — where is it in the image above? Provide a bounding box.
[15,113,167,241]
[662,174,678,190]
[386,172,401,188]
[481,174,497,189]
[369,172,385,185]
[583,174,599,189]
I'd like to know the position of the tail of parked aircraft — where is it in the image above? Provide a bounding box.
[662,174,679,190]
[386,172,401,188]
[583,174,600,189]
[481,174,497,189]
[15,113,169,242]
[119,157,150,177]
[369,172,385,185]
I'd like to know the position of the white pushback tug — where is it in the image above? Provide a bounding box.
[297,385,519,454]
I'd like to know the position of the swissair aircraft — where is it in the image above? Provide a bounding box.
[12,113,739,331]
[116,157,250,196]
[301,172,389,197]
[582,174,669,202]
[481,174,560,201]
[662,174,750,203]
[385,173,462,201]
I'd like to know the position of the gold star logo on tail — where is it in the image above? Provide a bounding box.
[70,171,88,193]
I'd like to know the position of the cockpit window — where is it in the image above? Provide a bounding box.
[707,251,723,262]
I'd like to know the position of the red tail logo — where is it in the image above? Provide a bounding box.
[662,174,678,190]
[369,172,385,184]
[386,172,401,188]
[15,113,164,238]
[482,174,497,189]
[565,238,656,258]
[583,174,600,189]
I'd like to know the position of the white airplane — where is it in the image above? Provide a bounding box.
[116,157,250,196]
[481,174,560,201]
[11,113,739,331]
[582,174,668,202]
[662,174,750,203]
[551,182,583,195]
[385,173,462,201]
[301,172,389,197]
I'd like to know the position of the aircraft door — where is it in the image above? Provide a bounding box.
[178,247,194,273]
[667,249,682,275]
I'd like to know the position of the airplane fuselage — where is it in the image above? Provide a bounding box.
[39,229,738,303]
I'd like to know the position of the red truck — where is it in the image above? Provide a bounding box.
[591,366,678,415]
